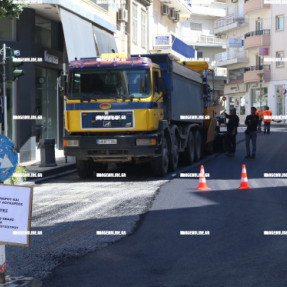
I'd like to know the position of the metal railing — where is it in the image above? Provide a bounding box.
[197,35,226,45]
[215,14,247,29]
[215,49,247,63]
[244,65,270,72]
[244,29,270,39]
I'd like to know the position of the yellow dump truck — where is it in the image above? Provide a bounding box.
[63,53,220,177]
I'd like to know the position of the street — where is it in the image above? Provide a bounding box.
[39,127,287,287]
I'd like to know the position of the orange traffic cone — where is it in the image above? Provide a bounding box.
[196,165,211,190]
[238,164,251,190]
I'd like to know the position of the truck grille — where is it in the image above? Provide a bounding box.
[81,111,134,129]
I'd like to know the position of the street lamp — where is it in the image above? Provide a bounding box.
[257,72,264,111]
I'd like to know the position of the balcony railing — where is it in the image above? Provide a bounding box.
[244,65,270,72]
[215,14,247,30]
[244,29,270,39]
[244,0,270,14]
[243,65,271,83]
[197,35,226,46]
[215,49,248,63]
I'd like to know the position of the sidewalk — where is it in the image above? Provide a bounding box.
[19,149,76,184]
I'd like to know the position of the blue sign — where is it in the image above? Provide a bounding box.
[281,88,287,95]
[154,35,170,46]
[0,135,18,181]
[227,38,243,48]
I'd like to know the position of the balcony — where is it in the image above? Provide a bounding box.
[214,14,248,35]
[196,35,226,47]
[243,65,271,83]
[244,30,270,49]
[215,49,248,67]
[244,0,270,14]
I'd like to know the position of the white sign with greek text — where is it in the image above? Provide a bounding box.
[0,185,33,247]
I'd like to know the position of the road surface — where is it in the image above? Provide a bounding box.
[44,127,287,287]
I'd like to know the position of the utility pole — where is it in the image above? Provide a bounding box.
[257,72,264,111]
[1,43,7,137]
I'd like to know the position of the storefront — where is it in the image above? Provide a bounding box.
[0,2,118,162]
[224,83,247,123]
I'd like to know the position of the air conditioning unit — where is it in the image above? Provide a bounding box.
[162,4,169,15]
[173,12,179,22]
[117,9,128,22]
[169,8,176,20]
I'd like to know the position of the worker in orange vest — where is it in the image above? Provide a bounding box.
[255,108,262,132]
[262,106,272,134]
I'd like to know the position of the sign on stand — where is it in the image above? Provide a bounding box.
[0,185,33,246]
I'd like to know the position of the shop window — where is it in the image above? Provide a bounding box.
[35,15,60,50]
[0,18,16,41]
[251,88,268,108]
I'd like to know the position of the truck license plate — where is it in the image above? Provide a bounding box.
[96,139,117,145]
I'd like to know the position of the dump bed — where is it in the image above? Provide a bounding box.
[140,54,204,124]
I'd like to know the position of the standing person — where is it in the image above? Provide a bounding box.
[225,108,239,157]
[256,108,262,132]
[245,107,259,159]
[262,106,272,134]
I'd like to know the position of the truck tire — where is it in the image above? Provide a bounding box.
[151,136,169,177]
[169,134,179,172]
[194,130,202,162]
[183,130,195,165]
[76,159,94,178]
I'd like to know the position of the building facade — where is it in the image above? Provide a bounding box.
[216,0,287,123]
[0,0,119,162]
[181,0,227,115]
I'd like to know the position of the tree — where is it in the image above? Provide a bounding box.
[0,0,24,19]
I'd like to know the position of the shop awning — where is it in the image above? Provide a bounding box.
[93,26,118,55]
[60,8,97,62]
[171,35,195,59]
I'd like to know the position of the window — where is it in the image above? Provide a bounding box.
[251,87,268,108]
[132,4,137,44]
[190,23,202,31]
[0,18,15,41]
[276,15,284,31]
[153,71,159,93]
[141,10,147,49]
[276,51,284,67]
[197,51,203,58]
[35,16,51,49]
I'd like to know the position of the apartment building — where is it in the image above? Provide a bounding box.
[215,0,249,122]
[216,0,287,123]
[181,0,227,114]
[0,0,119,161]
[149,0,194,59]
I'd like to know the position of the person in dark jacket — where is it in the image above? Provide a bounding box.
[245,107,259,159]
[225,108,239,157]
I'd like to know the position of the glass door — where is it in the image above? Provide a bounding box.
[35,67,58,145]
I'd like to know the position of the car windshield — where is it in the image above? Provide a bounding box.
[68,69,152,100]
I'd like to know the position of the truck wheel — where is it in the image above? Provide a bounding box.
[169,134,179,172]
[183,131,195,165]
[151,136,169,177]
[76,159,94,178]
[194,130,202,162]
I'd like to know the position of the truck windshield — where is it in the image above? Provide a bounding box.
[68,69,152,100]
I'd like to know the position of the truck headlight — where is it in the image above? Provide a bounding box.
[136,138,157,146]
[64,140,79,147]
